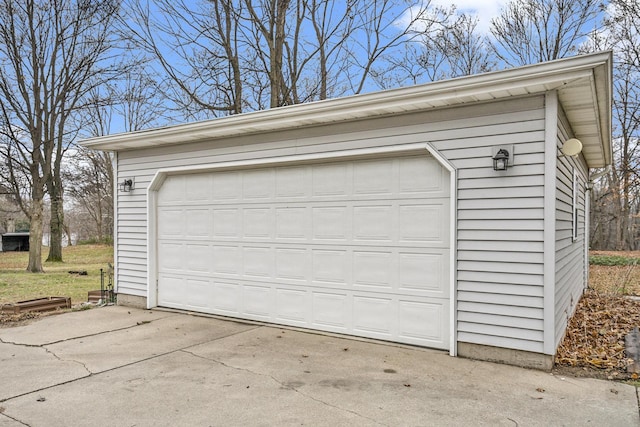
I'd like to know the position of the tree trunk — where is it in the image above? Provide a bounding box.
[63,223,73,246]
[46,176,64,262]
[26,197,44,273]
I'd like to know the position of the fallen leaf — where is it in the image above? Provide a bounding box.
[555,287,640,375]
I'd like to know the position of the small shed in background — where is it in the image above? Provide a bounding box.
[0,232,30,252]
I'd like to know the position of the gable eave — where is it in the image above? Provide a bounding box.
[80,51,612,168]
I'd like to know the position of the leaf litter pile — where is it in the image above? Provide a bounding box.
[555,256,640,380]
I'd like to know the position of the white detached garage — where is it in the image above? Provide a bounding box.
[81,52,612,370]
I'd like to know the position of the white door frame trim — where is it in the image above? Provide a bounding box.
[146,142,458,355]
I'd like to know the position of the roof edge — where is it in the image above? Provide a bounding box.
[80,51,613,159]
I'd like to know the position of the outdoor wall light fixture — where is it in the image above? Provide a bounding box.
[119,178,134,192]
[560,138,583,157]
[492,148,510,171]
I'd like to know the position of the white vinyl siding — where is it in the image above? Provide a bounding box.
[554,108,588,347]
[443,97,546,354]
[115,95,547,352]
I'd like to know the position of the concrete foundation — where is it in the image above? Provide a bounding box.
[115,293,147,309]
[457,342,554,371]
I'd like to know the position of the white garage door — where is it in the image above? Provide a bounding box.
[156,154,450,349]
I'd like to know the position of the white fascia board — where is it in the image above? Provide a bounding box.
[80,52,612,154]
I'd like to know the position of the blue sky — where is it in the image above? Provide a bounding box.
[425,0,508,33]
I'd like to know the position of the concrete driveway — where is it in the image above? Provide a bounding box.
[0,306,637,426]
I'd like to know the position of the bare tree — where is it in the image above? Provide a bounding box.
[403,11,495,84]
[64,148,114,243]
[64,69,167,244]
[125,0,245,118]
[125,0,441,118]
[0,0,122,271]
[586,0,640,250]
[490,0,602,66]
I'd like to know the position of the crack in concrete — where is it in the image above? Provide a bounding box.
[42,347,93,376]
[0,313,181,348]
[180,349,389,427]
[0,325,261,404]
[0,337,93,376]
[636,385,640,421]
[0,410,31,426]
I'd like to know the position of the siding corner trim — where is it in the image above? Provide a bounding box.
[543,91,558,355]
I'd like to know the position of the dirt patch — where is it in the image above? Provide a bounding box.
[0,311,40,328]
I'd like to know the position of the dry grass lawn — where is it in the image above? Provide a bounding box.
[0,244,113,306]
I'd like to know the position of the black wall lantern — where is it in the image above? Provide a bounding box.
[119,178,134,192]
[492,149,510,171]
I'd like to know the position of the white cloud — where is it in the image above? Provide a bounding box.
[429,0,508,34]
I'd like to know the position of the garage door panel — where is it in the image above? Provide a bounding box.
[186,244,211,272]
[275,288,310,324]
[276,166,308,198]
[398,300,447,345]
[312,291,350,330]
[399,203,449,243]
[243,208,273,239]
[398,251,448,295]
[352,250,394,288]
[158,275,186,307]
[311,249,349,284]
[212,281,241,314]
[185,173,211,200]
[158,209,185,237]
[243,246,274,278]
[275,207,309,239]
[212,172,241,201]
[164,244,448,298]
[212,245,241,274]
[213,208,240,238]
[312,206,349,241]
[353,159,394,195]
[353,205,393,241]
[312,163,349,197]
[243,169,274,200]
[275,248,309,281]
[398,156,448,196]
[242,285,273,320]
[158,243,185,271]
[158,176,185,202]
[157,154,450,350]
[353,296,395,337]
[186,209,210,237]
[186,279,211,309]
